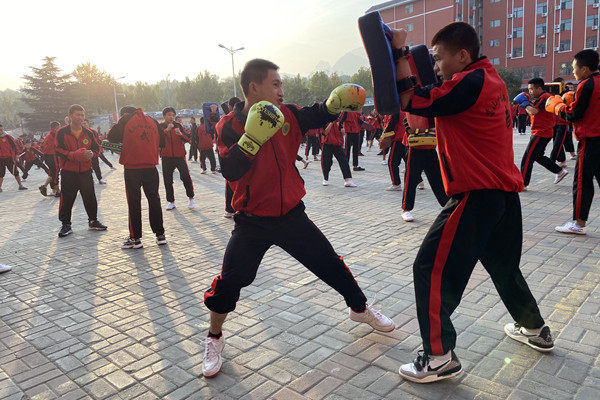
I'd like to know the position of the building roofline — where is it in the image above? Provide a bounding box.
[366,0,415,14]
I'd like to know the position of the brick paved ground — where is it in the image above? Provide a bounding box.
[0,129,598,399]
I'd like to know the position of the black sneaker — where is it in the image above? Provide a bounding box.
[156,234,167,245]
[399,350,462,383]
[353,166,365,171]
[58,224,73,237]
[121,238,143,249]
[359,152,365,156]
[18,186,28,190]
[39,185,47,197]
[54,192,61,198]
[504,323,554,352]
[88,220,107,231]
[21,173,28,180]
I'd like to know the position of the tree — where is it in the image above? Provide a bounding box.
[69,62,115,116]
[0,90,30,129]
[20,56,71,132]
[122,82,160,111]
[350,67,373,98]
[308,71,334,103]
[497,67,523,100]
[283,74,311,105]
[196,71,224,104]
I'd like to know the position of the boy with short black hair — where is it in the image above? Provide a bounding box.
[159,107,195,210]
[390,22,553,383]
[550,49,600,234]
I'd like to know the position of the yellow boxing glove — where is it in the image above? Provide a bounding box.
[237,101,284,156]
[326,84,366,114]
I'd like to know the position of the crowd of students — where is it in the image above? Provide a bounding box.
[1,19,599,387]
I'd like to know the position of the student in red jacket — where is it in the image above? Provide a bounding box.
[108,106,167,248]
[304,127,321,161]
[55,105,107,237]
[19,139,49,179]
[159,107,195,210]
[381,110,407,191]
[201,58,394,379]
[39,121,61,197]
[340,111,364,171]
[321,118,356,187]
[391,22,552,383]
[0,124,27,192]
[520,78,568,188]
[197,117,217,174]
[550,50,600,235]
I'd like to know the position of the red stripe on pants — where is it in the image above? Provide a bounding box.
[428,193,470,355]
[521,136,540,182]
[575,139,585,220]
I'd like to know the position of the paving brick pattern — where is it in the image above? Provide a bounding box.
[0,130,598,399]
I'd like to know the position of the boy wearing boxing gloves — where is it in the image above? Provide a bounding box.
[202,58,394,379]
[546,50,600,235]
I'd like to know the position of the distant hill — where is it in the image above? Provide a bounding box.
[311,48,369,75]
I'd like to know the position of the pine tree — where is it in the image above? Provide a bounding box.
[20,57,71,132]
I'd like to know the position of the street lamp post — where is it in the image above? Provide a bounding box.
[218,44,244,98]
[113,76,126,121]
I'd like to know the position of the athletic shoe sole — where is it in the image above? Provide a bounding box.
[398,365,462,383]
[122,244,143,249]
[555,227,586,235]
[203,366,222,379]
[89,227,107,231]
[554,171,569,184]
[504,326,554,352]
[58,231,73,237]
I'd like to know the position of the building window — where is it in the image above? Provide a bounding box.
[491,0,500,3]
[588,0,599,5]
[405,4,413,14]
[560,19,572,31]
[560,0,572,9]
[406,23,414,32]
[513,66,546,79]
[532,66,545,79]
[490,19,501,27]
[587,15,599,27]
[513,7,524,18]
[513,27,523,38]
[536,43,547,54]
[490,39,500,47]
[536,23,547,35]
[559,62,571,76]
[491,57,500,65]
[512,47,523,57]
[586,36,598,48]
[537,2,547,14]
[559,39,571,51]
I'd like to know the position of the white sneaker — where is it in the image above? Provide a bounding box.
[401,211,414,222]
[203,336,225,378]
[223,212,235,219]
[417,182,425,190]
[558,161,568,168]
[188,198,195,209]
[212,170,218,174]
[344,180,357,188]
[380,160,388,165]
[322,180,329,186]
[386,184,401,191]
[201,169,207,174]
[555,221,586,235]
[554,168,569,184]
[98,179,106,184]
[570,154,577,160]
[302,160,310,169]
[0,264,12,273]
[166,202,176,210]
[522,186,528,192]
[349,304,395,332]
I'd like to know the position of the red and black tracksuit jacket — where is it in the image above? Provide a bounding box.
[405,57,543,356]
[321,120,344,146]
[339,111,361,134]
[382,110,408,186]
[19,146,43,163]
[217,101,337,217]
[197,124,214,151]
[159,122,190,158]
[108,109,165,239]
[0,134,18,158]
[530,92,555,138]
[55,126,99,172]
[559,72,600,221]
[42,130,57,155]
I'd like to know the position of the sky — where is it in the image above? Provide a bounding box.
[1,0,380,90]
